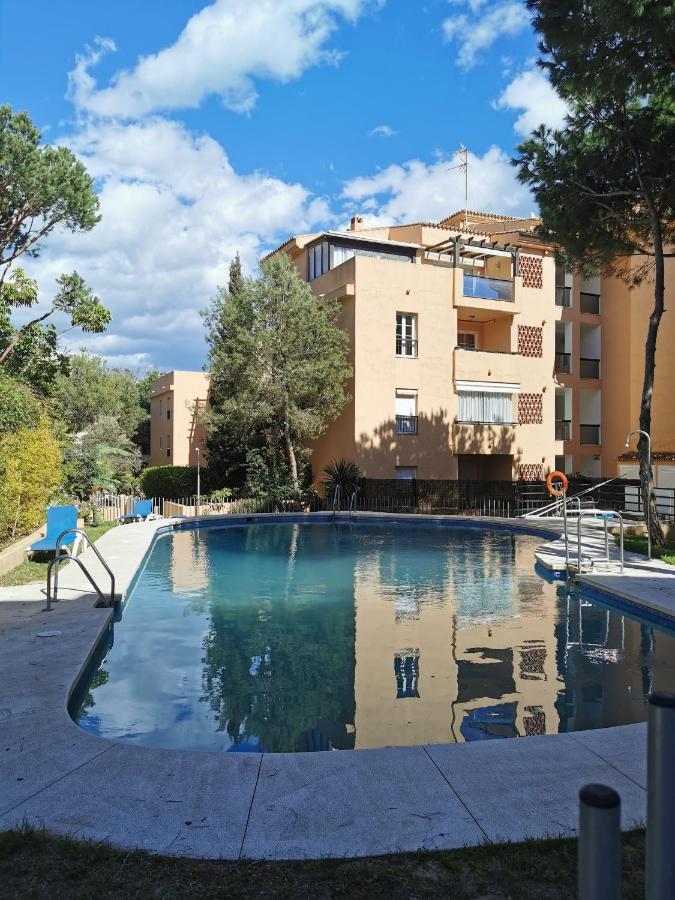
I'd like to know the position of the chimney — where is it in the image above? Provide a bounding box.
[350,215,364,232]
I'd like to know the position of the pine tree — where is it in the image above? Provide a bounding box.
[515,0,675,548]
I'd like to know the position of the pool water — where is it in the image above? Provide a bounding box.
[74,522,675,752]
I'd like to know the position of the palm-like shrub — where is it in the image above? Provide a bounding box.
[322,458,361,506]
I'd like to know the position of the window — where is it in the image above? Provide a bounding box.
[457,331,477,350]
[159,436,162,449]
[308,239,415,281]
[395,389,417,434]
[394,651,420,699]
[167,407,171,420]
[396,313,417,357]
[395,466,417,480]
[166,435,171,458]
[457,389,514,424]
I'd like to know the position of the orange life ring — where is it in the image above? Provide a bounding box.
[546,470,569,497]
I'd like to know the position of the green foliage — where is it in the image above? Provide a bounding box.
[228,252,244,296]
[515,0,673,547]
[204,252,352,491]
[209,487,233,503]
[53,352,150,437]
[322,458,361,502]
[244,446,298,501]
[64,415,141,498]
[0,368,42,433]
[0,419,62,543]
[0,105,109,393]
[139,465,198,500]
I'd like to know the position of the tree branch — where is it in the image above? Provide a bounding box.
[0,305,55,365]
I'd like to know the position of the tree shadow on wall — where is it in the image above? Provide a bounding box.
[355,410,524,478]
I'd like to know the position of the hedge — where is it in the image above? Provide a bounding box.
[139,466,198,500]
[0,420,62,543]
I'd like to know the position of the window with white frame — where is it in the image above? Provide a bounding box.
[456,383,516,424]
[395,389,418,433]
[396,313,417,357]
[457,331,477,350]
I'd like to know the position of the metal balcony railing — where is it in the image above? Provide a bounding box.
[580,357,601,379]
[395,337,418,357]
[396,415,418,435]
[580,292,601,315]
[555,419,572,441]
[580,424,601,445]
[555,285,572,308]
[555,352,572,374]
[463,274,514,302]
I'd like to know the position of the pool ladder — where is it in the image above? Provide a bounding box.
[44,528,116,611]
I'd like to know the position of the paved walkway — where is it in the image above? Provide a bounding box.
[0,514,670,860]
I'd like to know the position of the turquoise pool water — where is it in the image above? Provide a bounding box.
[74,521,675,752]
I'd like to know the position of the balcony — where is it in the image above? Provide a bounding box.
[555,419,572,441]
[580,357,601,379]
[580,423,601,445]
[454,347,519,385]
[396,337,417,358]
[555,352,572,374]
[396,415,418,435]
[555,285,572,308]
[453,421,517,455]
[580,292,601,315]
[463,273,514,303]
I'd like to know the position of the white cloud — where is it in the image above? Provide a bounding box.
[494,67,569,136]
[342,146,533,224]
[25,117,333,370]
[369,124,397,137]
[442,1,528,69]
[68,0,375,117]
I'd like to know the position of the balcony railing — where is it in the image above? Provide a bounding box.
[396,337,418,357]
[555,351,572,374]
[580,357,601,379]
[555,285,572,308]
[580,292,601,315]
[396,415,418,435]
[555,419,572,441]
[580,423,601,445]
[463,274,514,302]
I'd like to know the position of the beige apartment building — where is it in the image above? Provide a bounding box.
[270,209,675,484]
[149,370,210,467]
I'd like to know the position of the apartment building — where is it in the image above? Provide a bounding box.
[149,370,210,467]
[272,210,674,483]
[274,211,557,482]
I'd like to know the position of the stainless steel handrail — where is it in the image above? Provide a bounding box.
[45,528,116,611]
[332,484,341,520]
[520,476,625,518]
[567,508,624,574]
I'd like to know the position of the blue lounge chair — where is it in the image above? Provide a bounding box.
[119,498,154,523]
[30,505,78,554]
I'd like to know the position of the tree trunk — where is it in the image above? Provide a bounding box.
[283,422,299,495]
[638,232,666,550]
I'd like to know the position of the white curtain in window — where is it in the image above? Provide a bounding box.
[458,390,513,423]
[332,245,355,267]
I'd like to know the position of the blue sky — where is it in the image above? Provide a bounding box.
[0,0,567,371]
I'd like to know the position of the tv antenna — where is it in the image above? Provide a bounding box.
[448,144,468,229]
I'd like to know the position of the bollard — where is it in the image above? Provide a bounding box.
[647,691,675,900]
[578,783,621,900]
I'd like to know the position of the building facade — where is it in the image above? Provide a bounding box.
[272,210,674,482]
[149,370,210,467]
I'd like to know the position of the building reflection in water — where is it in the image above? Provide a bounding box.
[79,523,675,753]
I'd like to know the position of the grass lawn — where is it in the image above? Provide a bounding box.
[0,826,646,899]
[0,521,118,587]
[617,534,675,566]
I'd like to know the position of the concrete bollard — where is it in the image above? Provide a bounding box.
[578,783,621,900]
[647,691,675,900]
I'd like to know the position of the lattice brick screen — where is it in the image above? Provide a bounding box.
[518,393,543,425]
[520,254,543,289]
[523,707,546,736]
[517,324,543,357]
[519,463,544,481]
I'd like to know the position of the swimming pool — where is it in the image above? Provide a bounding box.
[73,518,675,752]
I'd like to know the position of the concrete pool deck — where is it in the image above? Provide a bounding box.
[0,513,673,860]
